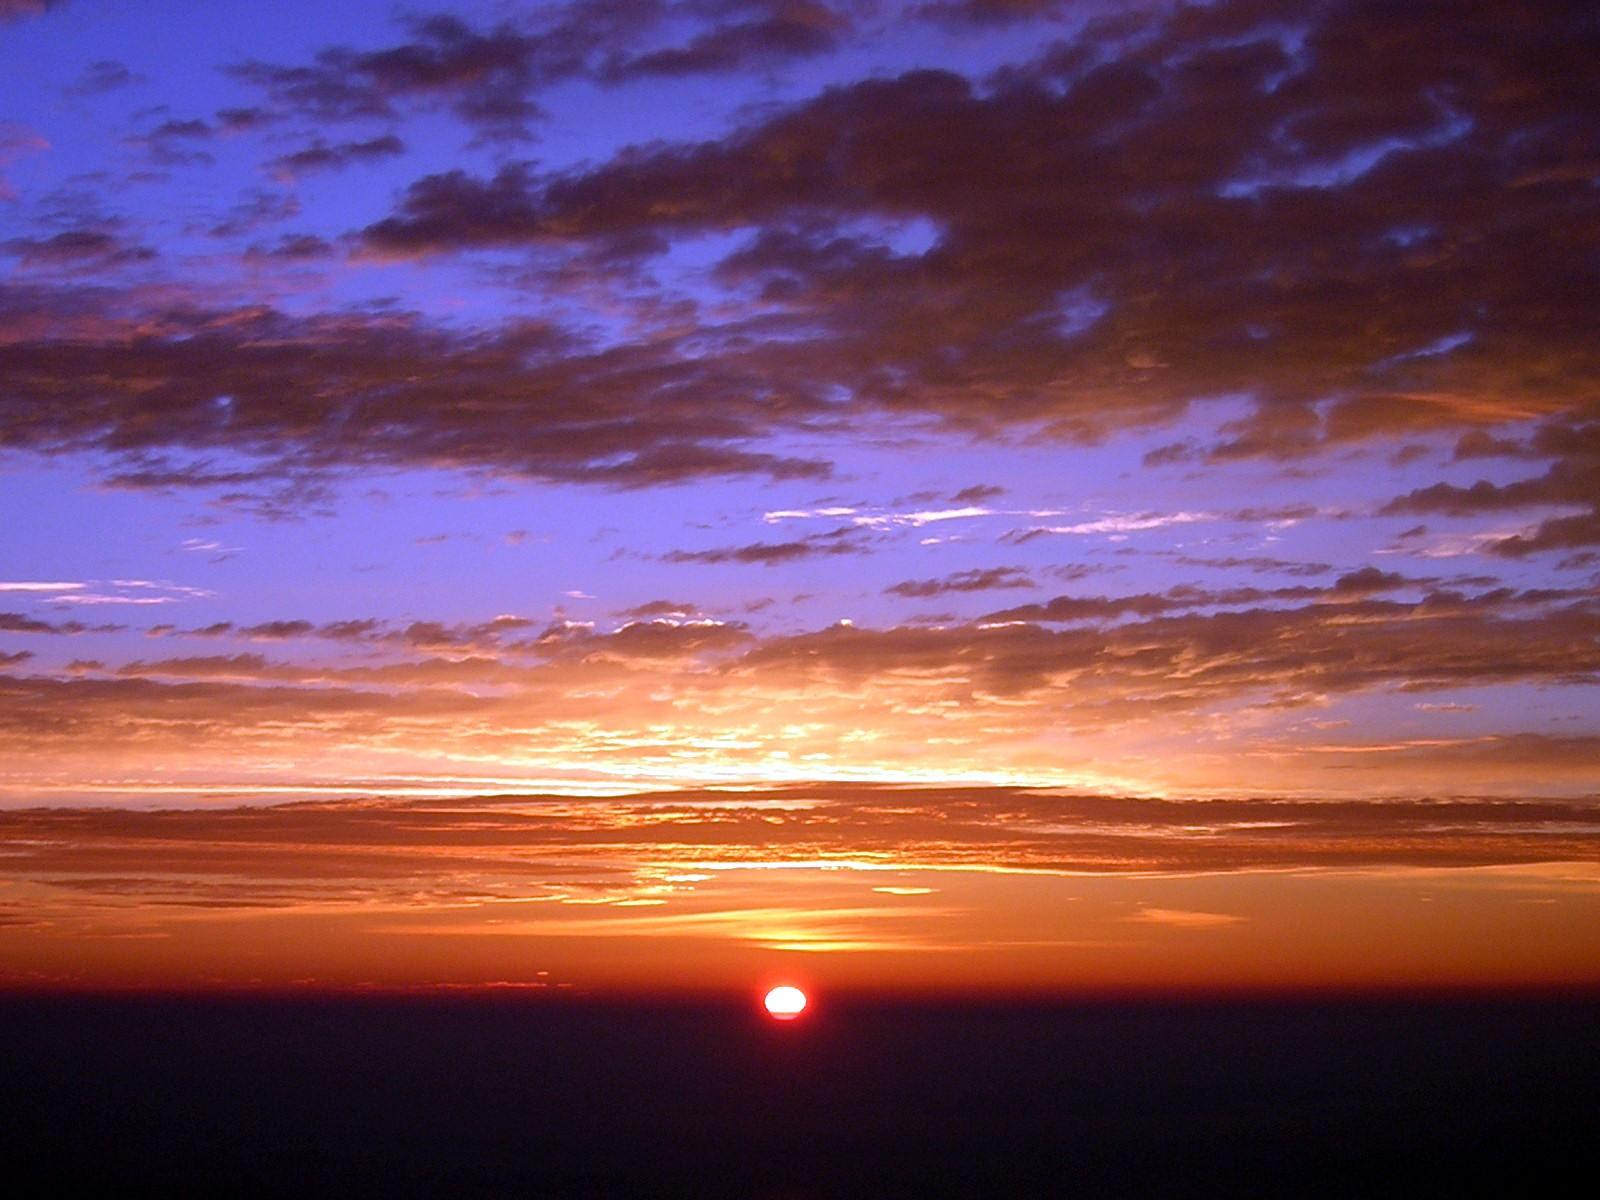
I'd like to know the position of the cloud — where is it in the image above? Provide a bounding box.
[39,580,212,607]
[916,0,1158,27]
[951,484,1006,504]
[128,117,216,166]
[975,571,1439,624]
[67,60,142,96]
[213,106,277,134]
[2,229,155,270]
[265,135,405,179]
[1128,906,1245,929]
[356,0,1598,470]
[3,1,1594,507]
[229,4,854,144]
[664,525,864,565]
[2,787,1597,908]
[1172,555,1333,578]
[600,3,845,81]
[1329,567,1411,595]
[2,779,1593,988]
[145,615,541,652]
[886,567,1035,598]
[0,577,1592,801]
[0,290,833,493]
[148,119,212,140]
[239,238,335,274]
[615,599,701,619]
[238,620,317,641]
[229,4,777,143]
[204,189,301,238]
[1004,512,1214,541]
[116,653,274,680]
[980,590,1191,624]
[230,13,557,140]
[743,588,1600,705]
[360,163,552,253]
[0,612,122,635]
[0,0,63,22]
[1383,419,1600,559]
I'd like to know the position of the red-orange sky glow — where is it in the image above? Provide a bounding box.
[3,785,1597,995]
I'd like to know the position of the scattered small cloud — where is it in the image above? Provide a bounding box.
[666,526,867,566]
[886,567,1035,598]
[1128,907,1247,929]
[265,134,405,180]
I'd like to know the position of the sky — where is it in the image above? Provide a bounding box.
[1,0,1597,995]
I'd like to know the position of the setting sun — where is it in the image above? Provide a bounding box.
[763,986,809,1021]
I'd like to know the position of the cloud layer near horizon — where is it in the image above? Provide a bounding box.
[4,782,1598,992]
[7,783,1599,884]
[1,568,1596,797]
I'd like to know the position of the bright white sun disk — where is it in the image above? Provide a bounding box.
[763,985,807,1020]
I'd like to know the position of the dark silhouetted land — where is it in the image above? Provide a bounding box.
[3,993,1595,1197]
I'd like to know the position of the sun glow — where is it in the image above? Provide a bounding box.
[763,985,808,1020]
